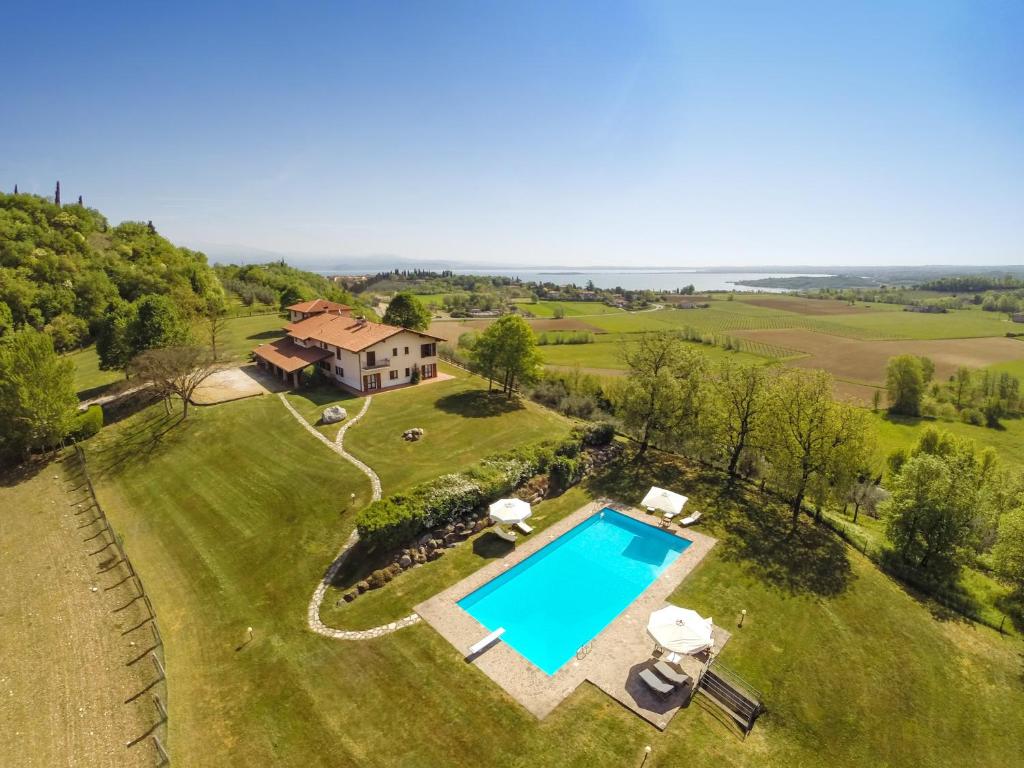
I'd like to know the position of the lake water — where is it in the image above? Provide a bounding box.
[454,269,830,292]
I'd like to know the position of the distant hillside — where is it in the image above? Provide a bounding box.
[0,192,219,350]
[733,274,880,290]
[214,261,360,312]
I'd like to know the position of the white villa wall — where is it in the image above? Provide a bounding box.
[289,328,438,393]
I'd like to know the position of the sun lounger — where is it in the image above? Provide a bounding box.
[515,521,533,534]
[653,660,691,687]
[679,510,702,527]
[639,667,675,697]
[468,627,505,656]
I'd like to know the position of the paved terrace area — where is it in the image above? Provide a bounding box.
[415,499,727,729]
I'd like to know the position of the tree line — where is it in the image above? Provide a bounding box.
[885,354,1022,427]
[0,192,219,351]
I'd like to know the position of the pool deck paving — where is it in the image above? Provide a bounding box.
[415,499,724,729]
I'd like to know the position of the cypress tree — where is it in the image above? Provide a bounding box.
[13,184,17,194]
[77,195,83,206]
[55,180,61,206]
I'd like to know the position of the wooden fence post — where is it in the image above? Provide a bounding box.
[152,734,170,765]
[150,652,166,680]
[153,693,168,721]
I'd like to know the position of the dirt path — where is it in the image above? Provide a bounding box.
[0,460,151,768]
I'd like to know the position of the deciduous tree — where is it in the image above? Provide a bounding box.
[707,359,766,478]
[0,328,77,462]
[97,295,190,374]
[129,345,220,419]
[383,292,431,331]
[469,315,541,398]
[613,332,706,459]
[993,506,1024,595]
[886,354,925,416]
[759,369,872,525]
[204,297,229,361]
[883,428,998,571]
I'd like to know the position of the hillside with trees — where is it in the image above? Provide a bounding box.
[215,261,358,310]
[0,191,220,351]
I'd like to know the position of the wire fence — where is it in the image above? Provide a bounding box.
[818,512,1019,637]
[66,442,171,765]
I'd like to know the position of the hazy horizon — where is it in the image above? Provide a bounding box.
[4,2,1023,267]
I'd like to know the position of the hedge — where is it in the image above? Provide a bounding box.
[71,405,104,441]
[356,436,582,551]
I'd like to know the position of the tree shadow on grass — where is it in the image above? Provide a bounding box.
[716,485,852,598]
[585,448,852,598]
[89,410,188,480]
[434,390,524,418]
[246,329,283,342]
[0,457,50,488]
[76,381,120,402]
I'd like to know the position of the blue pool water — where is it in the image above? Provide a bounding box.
[458,509,691,675]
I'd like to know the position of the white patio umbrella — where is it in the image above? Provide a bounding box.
[641,487,688,517]
[488,498,532,525]
[646,606,713,655]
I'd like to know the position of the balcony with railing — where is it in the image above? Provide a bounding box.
[362,357,390,370]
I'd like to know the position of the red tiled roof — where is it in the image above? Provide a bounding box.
[253,338,331,373]
[285,315,444,353]
[286,298,351,314]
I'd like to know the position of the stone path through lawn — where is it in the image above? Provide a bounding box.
[277,393,421,640]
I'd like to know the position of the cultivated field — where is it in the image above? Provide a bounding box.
[516,300,625,318]
[737,295,881,315]
[538,337,767,371]
[428,317,605,341]
[735,329,1024,387]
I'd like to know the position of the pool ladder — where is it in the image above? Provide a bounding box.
[576,642,593,660]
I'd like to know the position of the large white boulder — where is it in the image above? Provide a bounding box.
[322,405,348,424]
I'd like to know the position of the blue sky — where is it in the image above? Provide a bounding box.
[3,1,1022,267]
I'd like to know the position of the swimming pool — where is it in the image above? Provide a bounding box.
[458,508,691,675]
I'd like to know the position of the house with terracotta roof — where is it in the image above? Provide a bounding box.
[286,299,352,323]
[253,302,444,392]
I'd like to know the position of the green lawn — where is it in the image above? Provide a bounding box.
[520,300,625,318]
[343,369,572,492]
[77,391,1024,767]
[215,312,287,361]
[869,411,1024,471]
[408,292,464,308]
[587,304,1017,342]
[285,385,367,439]
[989,355,1024,380]
[67,346,124,398]
[539,336,768,370]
